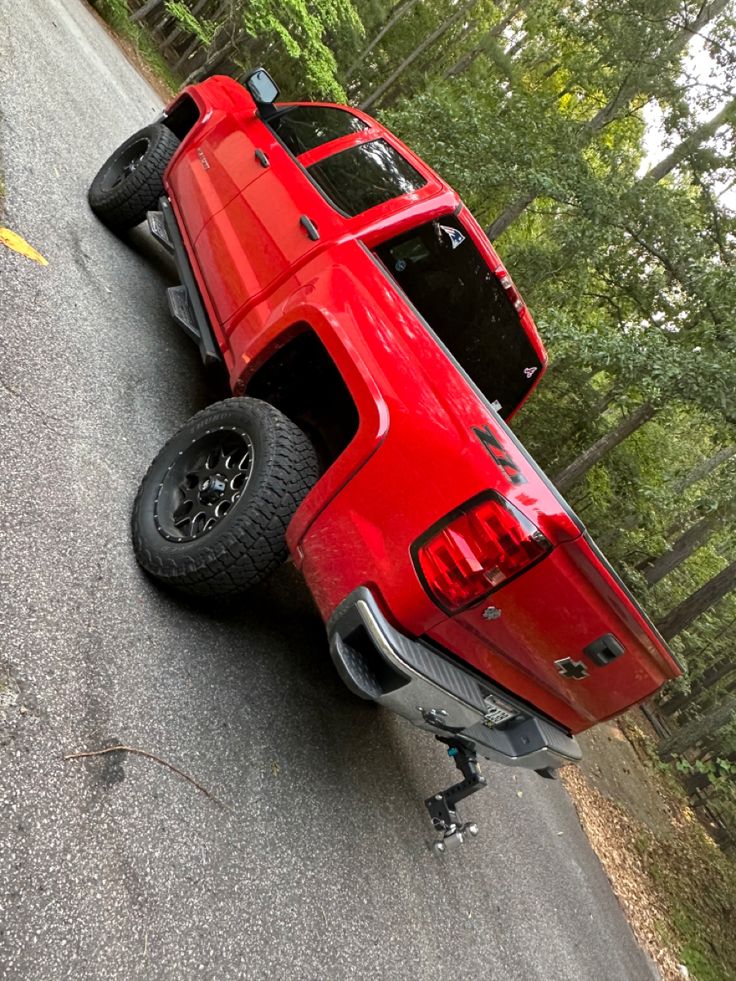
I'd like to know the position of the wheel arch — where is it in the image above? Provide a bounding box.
[242,325,360,473]
[161,92,200,142]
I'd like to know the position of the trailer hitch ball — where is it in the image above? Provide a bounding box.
[425,737,486,854]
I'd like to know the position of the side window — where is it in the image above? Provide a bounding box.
[307,139,427,217]
[268,106,368,156]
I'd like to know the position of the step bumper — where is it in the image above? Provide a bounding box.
[328,587,582,770]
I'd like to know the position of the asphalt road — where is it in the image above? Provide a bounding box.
[0,2,658,979]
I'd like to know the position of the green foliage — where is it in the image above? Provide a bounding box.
[165,2,216,44]
[675,756,735,787]
[236,0,354,99]
[89,0,180,92]
[162,0,368,99]
[626,723,736,981]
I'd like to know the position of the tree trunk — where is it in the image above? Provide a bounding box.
[644,98,736,184]
[161,0,209,51]
[444,1,528,79]
[174,34,202,73]
[344,0,420,84]
[584,0,729,134]
[184,33,240,86]
[659,655,736,717]
[658,692,736,758]
[487,190,536,240]
[150,7,176,33]
[657,559,736,641]
[553,402,656,493]
[130,0,164,23]
[360,0,478,111]
[675,445,735,494]
[485,0,730,239]
[639,512,721,585]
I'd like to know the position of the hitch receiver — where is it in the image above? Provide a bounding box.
[425,737,487,853]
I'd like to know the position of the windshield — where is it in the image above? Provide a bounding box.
[374,215,542,418]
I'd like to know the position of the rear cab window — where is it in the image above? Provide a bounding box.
[265,105,429,217]
[374,215,543,419]
[268,105,369,155]
[307,140,427,216]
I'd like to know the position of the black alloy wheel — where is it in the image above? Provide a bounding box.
[132,398,319,598]
[99,137,150,193]
[154,428,254,543]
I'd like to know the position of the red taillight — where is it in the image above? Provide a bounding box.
[413,493,551,613]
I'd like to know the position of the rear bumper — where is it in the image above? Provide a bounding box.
[328,587,581,770]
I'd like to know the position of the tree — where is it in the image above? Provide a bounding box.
[342,0,419,85]
[486,0,731,240]
[168,0,368,99]
[131,0,164,22]
[638,511,724,585]
[643,97,736,185]
[657,559,736,641]
[553,403,657,493]
[443,1,529,79]
[675,445,736,494]
[660,653,736,717]
[360,0,478,110]
[659,692,736,759]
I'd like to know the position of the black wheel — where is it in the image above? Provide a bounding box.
[88,123,180,232]
[132,398,319,597]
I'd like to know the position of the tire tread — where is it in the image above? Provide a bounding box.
[131,399,319,597]
[88,124,180,231]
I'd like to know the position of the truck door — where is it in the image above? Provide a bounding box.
[166,112,265,243]
[191,105,371,326]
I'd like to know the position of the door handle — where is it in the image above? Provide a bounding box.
[254,148,269,167]
[299,215,320,241]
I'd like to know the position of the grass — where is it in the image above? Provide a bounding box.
[649,833,736,981]
[650,818,736,981]
[89,0,181,95]
[621,720,736,980]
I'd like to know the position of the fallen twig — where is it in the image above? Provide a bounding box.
[63,745,225,807]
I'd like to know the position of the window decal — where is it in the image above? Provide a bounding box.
[439,224,465,249]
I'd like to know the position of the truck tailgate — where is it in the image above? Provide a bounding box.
[425,532,680,734]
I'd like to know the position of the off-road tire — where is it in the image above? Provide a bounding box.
[88,123,180,232]
[132,398,319,597]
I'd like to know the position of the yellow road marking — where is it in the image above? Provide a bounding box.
[0,227,48,265]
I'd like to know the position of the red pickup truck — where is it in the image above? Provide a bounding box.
[89,69,680,847]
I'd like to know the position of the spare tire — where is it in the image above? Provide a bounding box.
[88,122,180,232]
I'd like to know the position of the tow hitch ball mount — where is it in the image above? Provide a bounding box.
[425,737,486,855]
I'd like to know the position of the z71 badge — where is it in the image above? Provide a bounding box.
[472,424,527,485]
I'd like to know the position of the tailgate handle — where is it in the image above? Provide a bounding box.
[584,633,624,667]
[300,215,320,240]
[254,148,269,167]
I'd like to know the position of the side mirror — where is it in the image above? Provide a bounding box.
[244,68,279,107]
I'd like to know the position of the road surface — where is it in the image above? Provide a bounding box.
[0,2,658,978]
